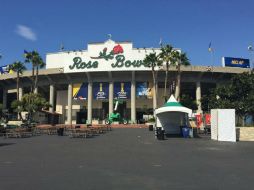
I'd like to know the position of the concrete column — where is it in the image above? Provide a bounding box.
[17,88,23,120]
[109,82,114,115]
[2,89,7,109]
[131,72,136,123]
[49,85,55,113]
[62,107,66,124]
[196,81,202,113]
[87,82,93,124]
[18,88,23,101]
[67,83,73,125]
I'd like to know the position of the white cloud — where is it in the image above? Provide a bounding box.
[16,25,37,41]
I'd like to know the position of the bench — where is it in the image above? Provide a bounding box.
[69,128,93,138]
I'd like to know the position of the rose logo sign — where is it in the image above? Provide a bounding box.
[69,44,148,70]
[91,44,124,61]
[113,45,123,54]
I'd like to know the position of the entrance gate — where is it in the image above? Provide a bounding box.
[76,110,87,124]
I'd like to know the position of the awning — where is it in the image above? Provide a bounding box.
[155,95,192,117]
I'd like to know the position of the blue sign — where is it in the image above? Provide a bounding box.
[0,65,10,74]
[222,57,250,68]
[136,82,153,99]
[93,82,109,100]
[114,82,131,99]
[73,83,88,100]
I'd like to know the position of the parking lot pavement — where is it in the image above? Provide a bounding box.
[0,128,254,190]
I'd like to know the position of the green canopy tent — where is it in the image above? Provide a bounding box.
[155,95,192,135]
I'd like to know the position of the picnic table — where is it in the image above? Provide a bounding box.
[35,125,57,135]
[69,128,94,138]
[4,128,33,138]
[88,125,111,133]
[33,124,112,138]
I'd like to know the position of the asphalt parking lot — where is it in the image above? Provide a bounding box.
[0,128,253,190]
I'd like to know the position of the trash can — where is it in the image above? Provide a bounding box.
[193,128,198,138]
[156,127,165,140]
[149,125,153,131]
[57,128,64,136]
[182,127,190,138]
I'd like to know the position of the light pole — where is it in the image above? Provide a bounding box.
[248,45,254,70]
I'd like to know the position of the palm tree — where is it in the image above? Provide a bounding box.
[9,61,26,100]
[173,51,190,101]
[9,61,26,120]
[24,50,34,91]
[159,44,174,102]
[143,53,162,109]
[11,93,51,124]
[35,57,45,92]
[24,50,45,93]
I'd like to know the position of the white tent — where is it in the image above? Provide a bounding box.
[155,95,192,135]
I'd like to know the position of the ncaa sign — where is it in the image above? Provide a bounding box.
[222,57,250,68]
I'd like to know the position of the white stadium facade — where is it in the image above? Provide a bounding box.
[0,39,249,124]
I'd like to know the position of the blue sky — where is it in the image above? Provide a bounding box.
[0,0,253,67]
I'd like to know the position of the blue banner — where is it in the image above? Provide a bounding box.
[0,65,10,74]
[93,82,109,100]
[136,82,153,99]
[114,82,131,99]
[73,83,88,100]
[222,57,250,68]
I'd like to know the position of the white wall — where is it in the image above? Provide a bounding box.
[211,109,236,142]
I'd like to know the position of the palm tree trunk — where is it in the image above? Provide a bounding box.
[170,75,175,96]
[31,66,35,92]
[164,62,169,102]
[17,72,23,121]
[152,67,157,109]
[35,65,39,93]
[28,94,32,124]
[18,112,24,121]
[242,116,245,127]
[17,72,19,100]
[17,72,20,120]
[174,64,181,101]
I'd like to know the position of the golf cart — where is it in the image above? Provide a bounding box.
[105,100,128,125]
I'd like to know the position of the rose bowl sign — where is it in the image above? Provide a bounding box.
[46,39,161,73]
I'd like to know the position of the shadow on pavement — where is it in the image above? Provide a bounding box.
[164,134,211,139]
[0,143,16,147]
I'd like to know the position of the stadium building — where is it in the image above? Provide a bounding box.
[0,39,249,124]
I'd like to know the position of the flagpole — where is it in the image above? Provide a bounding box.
[208,42,214,67]
[210,49,214,67]
[159,37,163,47]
